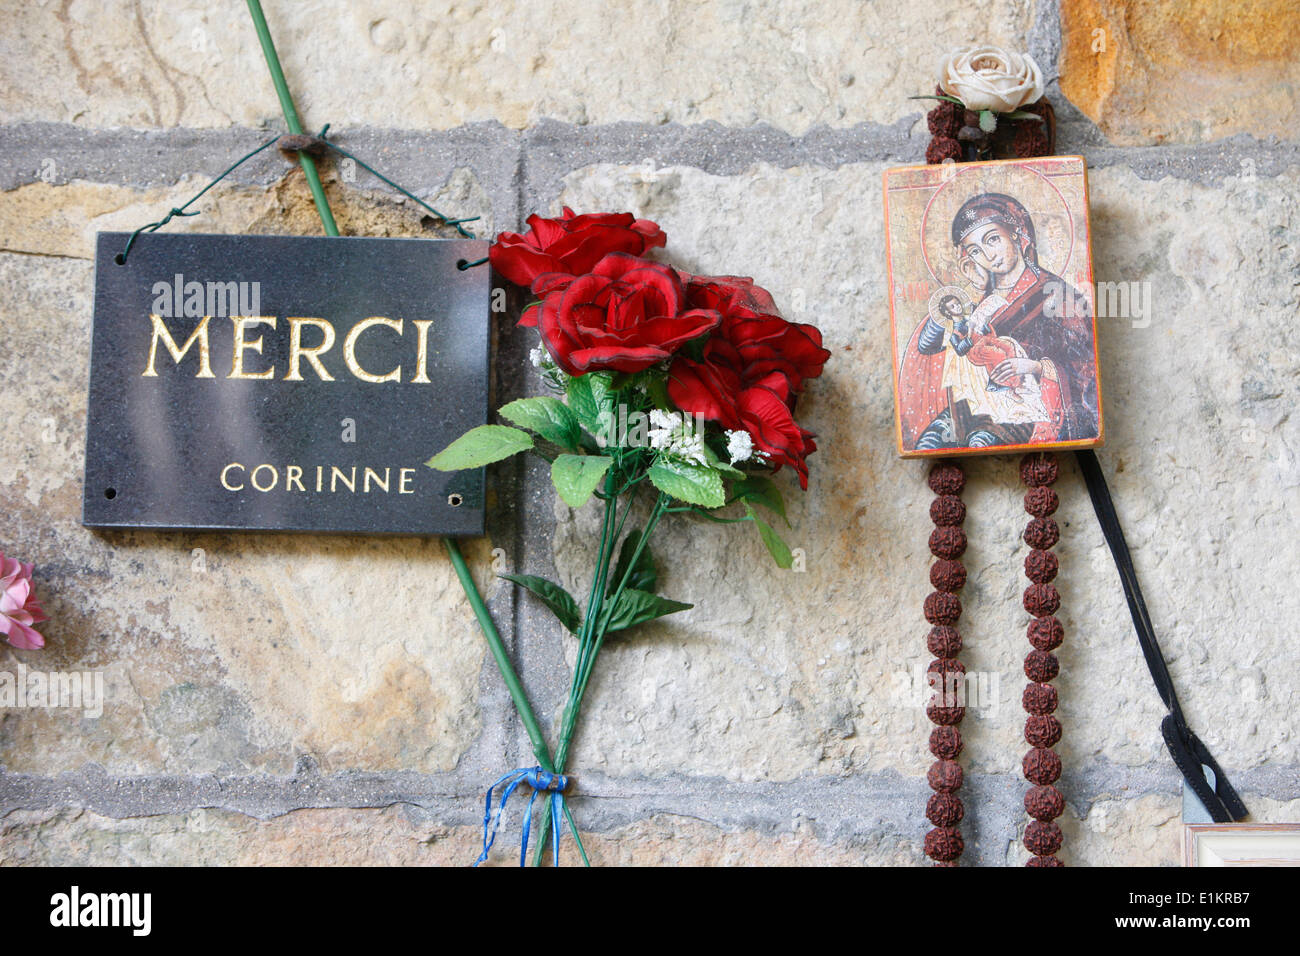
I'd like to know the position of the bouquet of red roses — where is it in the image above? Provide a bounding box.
[428,208,829,865]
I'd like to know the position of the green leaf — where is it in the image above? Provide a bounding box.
[731,475,787,524]
[499,573,581,633]
[700,441,745,478]
[603,588,693,634]
[608,529,657,597]
[425,425,533,471]
[648,458,726,509]
[746,503,793,569]
[1001,109,1044,122]
[565,372,615,435]
[551,454,613,508]
[643,376,671,410]
[978,109,997,132]
[679,507,750,524]
[908,94,966,107]
[499,397,581,450]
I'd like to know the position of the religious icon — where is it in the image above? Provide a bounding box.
[884,156,1103,457]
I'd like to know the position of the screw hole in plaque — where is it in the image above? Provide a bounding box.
[104,487,117,500]
[447,493,464,507]
[455,258,469,271]
[113,253,126,265]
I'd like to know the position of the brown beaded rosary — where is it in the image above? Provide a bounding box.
[887,83,1248,867]
[922,454,1067,866]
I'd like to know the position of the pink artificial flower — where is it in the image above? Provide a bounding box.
[1,553,47,649]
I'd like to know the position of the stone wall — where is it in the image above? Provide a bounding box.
[1,0,1297,865]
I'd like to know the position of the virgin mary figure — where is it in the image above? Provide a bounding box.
[898,192,1099,451]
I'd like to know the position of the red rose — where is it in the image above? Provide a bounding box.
[735,374,819,489]
[682,273,782,319]
[489,207,667,290]
[671,357,820,488]
[683,275,828,393]
[668,275,829,487]
[532,254,721,376]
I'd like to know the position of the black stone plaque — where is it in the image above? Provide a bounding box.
[83,232,490,535]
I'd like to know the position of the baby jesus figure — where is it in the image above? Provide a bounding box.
[947,295,1024,396]
[928,292,1051,427]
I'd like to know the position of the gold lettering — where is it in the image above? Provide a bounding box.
[411,320,433,383]
[343,317,403,383]
[224,462,418,494]
[229,316,277,379]
[220,463,245,491]
[285,317,336,381]
[330,466,356,492]
[250,464,278,492]
[144,315,214,377]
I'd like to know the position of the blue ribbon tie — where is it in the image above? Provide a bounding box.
[474,767,569,867]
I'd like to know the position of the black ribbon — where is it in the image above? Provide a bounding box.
[1075,449,1248,823]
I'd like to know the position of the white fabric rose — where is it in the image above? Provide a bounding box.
[939,45,1044,113]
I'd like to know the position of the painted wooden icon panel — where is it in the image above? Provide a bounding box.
[884,156,1103,458]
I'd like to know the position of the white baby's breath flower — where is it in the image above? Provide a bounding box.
[726,429,754,464]
[672,431,708,465]
[647,409,681,450]
[530,344,568,391]
[647,409,708,463]
[648,409,679,431]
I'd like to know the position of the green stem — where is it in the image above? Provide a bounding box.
[557,474,622,768]
[530,490,669,865]
[578,493,670,699]
[245,0,339,237]
[445,541,549,766]
[560,486,615,742]
[446,539,588,865]
[530,470,623,865]
[242,0,585,867]
[599,493,669,628]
